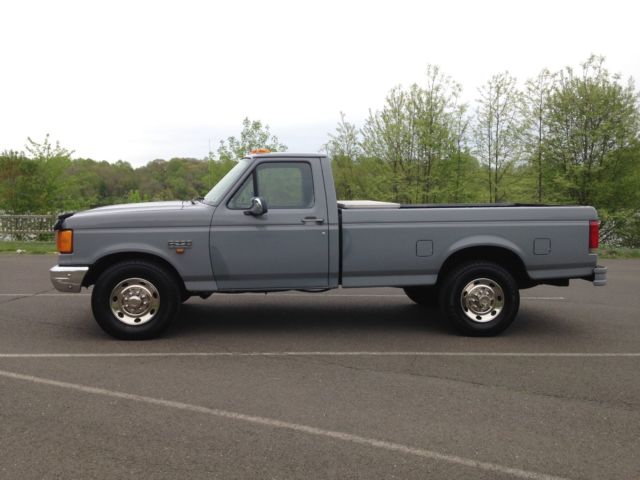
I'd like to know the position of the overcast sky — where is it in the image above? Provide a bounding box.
[1,0,638,166]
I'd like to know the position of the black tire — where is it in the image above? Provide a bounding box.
[403,286,438,307]
[91,260,181,340]
[439,261,519,336]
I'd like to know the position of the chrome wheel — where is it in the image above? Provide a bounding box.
[460,278,504,323]
[110,277,160,326]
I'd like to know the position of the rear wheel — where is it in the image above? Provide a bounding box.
[403,286,438,307]
[439,261,519,336]
[91,260,181,340]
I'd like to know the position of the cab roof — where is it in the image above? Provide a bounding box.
[244,152,327,160]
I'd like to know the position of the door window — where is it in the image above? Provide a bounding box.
[229,162,314,209]
[228,175,254,209]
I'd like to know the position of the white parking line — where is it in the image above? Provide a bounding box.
[0,293,566,300]
[0,352,637,358]
[521,297,566,300]
[0,368,569,480]
[279,294,566,300]
[0,293,89,296]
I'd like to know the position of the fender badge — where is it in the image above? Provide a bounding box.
[168,240,192,249]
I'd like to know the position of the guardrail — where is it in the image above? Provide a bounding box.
[0,214,57,240]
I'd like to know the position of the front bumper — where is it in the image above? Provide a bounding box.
[50,265,89,293]
[593,265,607,286]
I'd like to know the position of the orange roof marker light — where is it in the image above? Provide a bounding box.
[250,148,271,154]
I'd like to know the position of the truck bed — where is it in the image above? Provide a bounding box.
[338,203,598,288]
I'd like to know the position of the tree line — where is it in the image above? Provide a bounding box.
[0,118,286,213]
[0,56,638,246]
[325,56,640,246]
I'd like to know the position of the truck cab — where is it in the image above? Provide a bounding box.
[205,153,339,290]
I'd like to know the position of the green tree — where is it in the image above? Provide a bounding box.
[362,86,411,201]
[324,112,364,199]
[0,150,41,213]
[216,117,288,161]
[474,72,527,202]
[544,55,640,206]
[361,65,467,203]
[324,112,362,161]
[25,134,74,160]
[524,69,555,202]
[24,134,75,212]
[447,103,482,203]
[407,66,463,203]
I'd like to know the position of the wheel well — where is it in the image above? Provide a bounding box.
[437,246,532,289]
[83,252,187,294]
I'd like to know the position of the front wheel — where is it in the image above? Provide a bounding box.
[439,261,519,336]
[91,260,181,340]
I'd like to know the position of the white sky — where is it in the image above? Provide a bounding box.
[1,0,638,166]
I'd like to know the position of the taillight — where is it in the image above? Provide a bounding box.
[589,220,599,253]
[56,229,73,254]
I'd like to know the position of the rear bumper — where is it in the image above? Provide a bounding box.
[50,265,89,293]
[592,265,607,286]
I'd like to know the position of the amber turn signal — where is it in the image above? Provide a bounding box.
[56,229,73,254]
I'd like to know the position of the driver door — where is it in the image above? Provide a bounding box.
[210,159,329,290]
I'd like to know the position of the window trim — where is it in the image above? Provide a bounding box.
[226,161,315,211]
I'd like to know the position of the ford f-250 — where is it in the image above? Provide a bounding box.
[50,152,607,339]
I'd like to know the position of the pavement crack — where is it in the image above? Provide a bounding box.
[286,356,640,413]
[0,288,55,305]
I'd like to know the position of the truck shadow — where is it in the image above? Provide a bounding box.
[168,299,579,338]
[171,301,452,336]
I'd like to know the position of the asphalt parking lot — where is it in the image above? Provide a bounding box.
[0,255,638,480]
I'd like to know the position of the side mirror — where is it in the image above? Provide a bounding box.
[244,196,268,216]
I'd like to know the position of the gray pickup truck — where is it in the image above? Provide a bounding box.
[50,152,607,340]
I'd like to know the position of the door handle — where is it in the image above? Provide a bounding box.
[301,217,325,224]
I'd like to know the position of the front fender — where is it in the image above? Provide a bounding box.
[58,227,216,291]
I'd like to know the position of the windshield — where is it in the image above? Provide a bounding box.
[204,158,252,206]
